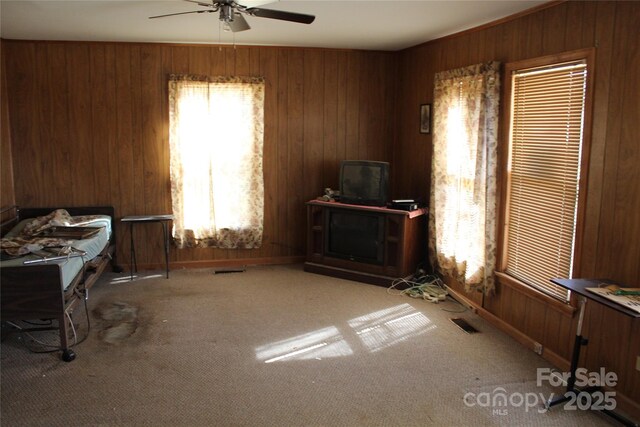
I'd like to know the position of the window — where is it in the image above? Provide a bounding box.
[168,75,265,249]
[500,50,594,301]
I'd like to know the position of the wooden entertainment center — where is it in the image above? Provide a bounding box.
[304,200,427,286]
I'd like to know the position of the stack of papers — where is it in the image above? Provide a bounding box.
[586,287,640,314]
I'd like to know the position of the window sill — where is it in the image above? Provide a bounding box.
[495,271,576,317]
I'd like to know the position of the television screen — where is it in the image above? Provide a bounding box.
[325,210,384,264]
[339,160,389,206]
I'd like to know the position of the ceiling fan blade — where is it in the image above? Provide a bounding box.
[241,0,278,7]
[149,10,213,19]
[182,0,216,7]
[227,13,251,32]
[246,7,315,24]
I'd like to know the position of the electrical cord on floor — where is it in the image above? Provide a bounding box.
[7,297,91,354]
[387,266,469,313]
[22,319,53,326]
[387,273,448,303]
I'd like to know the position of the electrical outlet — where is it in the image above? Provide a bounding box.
[636,356,640,372]
[534,342,543,355]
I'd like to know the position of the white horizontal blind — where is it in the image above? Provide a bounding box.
[505,60,587,301]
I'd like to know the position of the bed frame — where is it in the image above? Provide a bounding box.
[0,205,120,361]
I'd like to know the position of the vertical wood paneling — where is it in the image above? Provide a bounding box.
[89,45,112,206]
[160,45,172,215]
[209,46,225,76]
[235,47,249,75]
[139,46,164,264]
[523,298,546,344]
[580,1,616,278]
[189,46,210,75]
[260,48,277,259]
[541,2,567,55]
[303,49,324,200]
[579,1,597,46]
[225,47,236,75]
[345,52,360,160]
[34,44,55,206]
[541,310,564,359]
[128,46,148,262]
[8,44,42,207]
[3,0,638,413]
[287,49,305,255]
[564,1,585,51]
[1,41,15,209]
[323,50,338,190]
[525,12,543,57]
[629,321,640,398]
[501,19,523,61]
[172,46,189,74]
[611,1,640,284]
[335,51,348,169]
[104,45,120,212]
[595,9,624,281]
[394,1,640,413]
[4,41,395,264]
[275,48,290,255]
[581,302,605,373]
[114,44,136,260]
[357,54,372,160]
[67,44,94,205]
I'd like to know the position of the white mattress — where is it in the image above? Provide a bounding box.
[1,215,112,290]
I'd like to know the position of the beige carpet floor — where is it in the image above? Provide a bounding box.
[1,264,620,426]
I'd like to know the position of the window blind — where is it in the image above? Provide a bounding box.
[505,60,587,301]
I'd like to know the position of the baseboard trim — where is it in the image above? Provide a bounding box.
[303,262,399,287]
[445,285,640,422]
[446,285,570,370]
[125,256,305,271]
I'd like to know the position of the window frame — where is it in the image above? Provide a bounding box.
[496,48,595,306]
[168,75,266,249]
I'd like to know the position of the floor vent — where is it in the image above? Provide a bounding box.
[213,268,246,274]
[450,317,479,333]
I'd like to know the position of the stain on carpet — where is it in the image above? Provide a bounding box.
[93,301,139,344]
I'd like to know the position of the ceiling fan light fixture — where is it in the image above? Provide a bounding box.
[220,4,234,22]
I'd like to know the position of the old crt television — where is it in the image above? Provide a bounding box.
[339,160,390,206]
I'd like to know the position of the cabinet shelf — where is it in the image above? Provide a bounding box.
[304,200,427,287]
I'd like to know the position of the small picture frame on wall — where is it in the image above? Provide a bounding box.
[420,104,431,134]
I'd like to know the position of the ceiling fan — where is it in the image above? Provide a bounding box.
[149,0,315,33]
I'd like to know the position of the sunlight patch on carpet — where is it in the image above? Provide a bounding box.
[255,303,436,362]
[109,274,164,284]
[255,326,353,363]
[348,303,436,352]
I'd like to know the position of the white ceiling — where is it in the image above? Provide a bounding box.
[0,0,548,51]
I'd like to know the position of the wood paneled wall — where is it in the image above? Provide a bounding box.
[2,0,639,418]
[1,41,15,209]
[2,42,396,268]
[394,0,639,416]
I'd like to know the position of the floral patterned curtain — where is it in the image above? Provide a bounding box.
[428,62,500,294]
[168,74,265,249]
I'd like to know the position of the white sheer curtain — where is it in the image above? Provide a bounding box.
[168,75,265,249]
[428,62,500,294]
